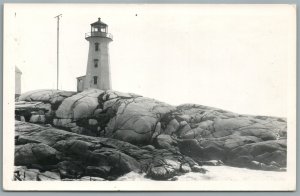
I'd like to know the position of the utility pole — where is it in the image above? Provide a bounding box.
[54,14,62,90]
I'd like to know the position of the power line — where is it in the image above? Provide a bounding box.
[54,14,62,90]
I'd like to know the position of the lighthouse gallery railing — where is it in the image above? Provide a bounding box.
[85,32,113,40]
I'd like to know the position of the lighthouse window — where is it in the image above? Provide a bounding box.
[93,76,98,85]
[94,59,99,68]
[95,43,99,51]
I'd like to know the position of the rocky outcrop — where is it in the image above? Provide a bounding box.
[15,89,287,180]
[55,89,103,119]
[104,95,175,145]
[14,121,204,181]
[169,104,287,169]
[17,89,175,144]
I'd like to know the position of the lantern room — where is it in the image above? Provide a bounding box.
[85,17,113,40]
[91,18,107,33]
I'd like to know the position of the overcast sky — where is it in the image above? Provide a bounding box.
[5,4,295,117]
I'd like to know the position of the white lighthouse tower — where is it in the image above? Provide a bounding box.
[81,17,113,91]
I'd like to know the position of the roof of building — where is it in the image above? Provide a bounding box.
[77,75,86,79]
[91,17,107,26]
[15,66,22,74]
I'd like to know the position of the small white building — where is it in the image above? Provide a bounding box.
[76,75,86,92]
[15,66,22,97]
[77,17,113,92]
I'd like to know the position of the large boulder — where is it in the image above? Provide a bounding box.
[153,134,177,149]
[85,166,111,178]
[146,159,181,180]
[14,121,193,180]
[173,104,287,167]
[164,119,180,135]
[177,139,204,160]
[228,140,287,167]
[16,90,76,123]
[17,89,76,109]
[57,161,85,179]
[147,166,176,180]
[56,89,103,119]
[15,143,59,165]
[104,97,175,144]
[90,147,141,176]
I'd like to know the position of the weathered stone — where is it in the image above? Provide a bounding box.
[15,144,37,165]
[154,134,176,149]
[202,142,226,160]
[141,145,156,151]
[53,118,72,127]
[57,161,84,179]
[197,120,214,130]
[164,159,181,171]
[105,97,175,144]
[15,168,40,181]
[15,143,58,165]
[164,119,180,135]
[31,143,59,164]
[56,89,103,119]
[178,139,204,159]
[179,121,188,127]
[224,136,261,149]
[17,90,75,111]
[180,163,192,173]
[175,114,191,122]
[147,166,175,180]
[88,119,98,126]
[85,166,111,178]
[99,149,141,175]
[70,126,84,134]
[38,171,61,181]
[181,127,204,139]
[15,121,206,180]
[67,140,92,156]
[151,122,161,140]
[30,114,46,123]
[191,165,208,174]
[14,88,288,178]
[24,170,39,181]
[228,140,287,168]
[20,116,26,122]
[93,108,103,116]
[177,121,192,137]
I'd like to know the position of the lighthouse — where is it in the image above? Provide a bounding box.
[78,18,113,91]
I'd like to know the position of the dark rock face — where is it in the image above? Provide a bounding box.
[14,89,287,180]
[15,143,59,165]
[85,166,111,178]
[228,140,287,168]
[14,166,61,181]
[14,121,202,181]
[172,104,287,169]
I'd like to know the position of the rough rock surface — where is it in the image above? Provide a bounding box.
[104,96,175,144]
[55,89,103,119]
[15,89,287,180]
[18,89,76,110]
[172,104,287,168]
[14,121,203,181]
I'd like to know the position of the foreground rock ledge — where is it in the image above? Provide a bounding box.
[15,89,287,180]
[15,121,205,181]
